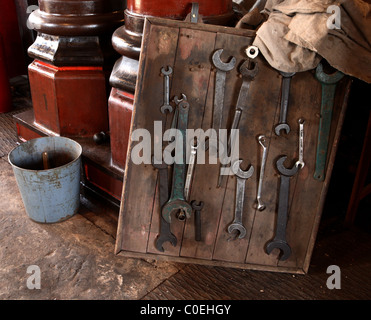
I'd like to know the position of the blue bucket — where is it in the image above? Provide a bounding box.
[8,136,82,223]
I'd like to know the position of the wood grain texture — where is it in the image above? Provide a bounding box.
[115,17,351,273]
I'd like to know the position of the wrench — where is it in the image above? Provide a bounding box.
[275,71,296,136]
[295,119,305,168]
[184,138,199,201]
[265,156,299,261]
[162,100,192,224]
[228,160,254,239]
[218,60,258,188]
[191,200,204,241]
[212,49,236,132]
[160,66,173,114]
[152,157,177,252]
[314,63,344,181]
[257,135,268,211]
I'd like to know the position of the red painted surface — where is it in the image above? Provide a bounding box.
[29,60,109,137]
[84,163,123,200]
[0,34,11,113]
[127,0,232,18]
[108,88,134,170]
[16,123,44,142]
[0,0,26,77]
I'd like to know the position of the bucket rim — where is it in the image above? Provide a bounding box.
[8,136,82,172]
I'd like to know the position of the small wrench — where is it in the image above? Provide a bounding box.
[184,138,199,201]
[152,157,177,252]
[295,119,305,168]
[218,60,258,188]
[191,200,204,241]
[228,160,254,240]
[265,156,299,261]
[162,100,192,224]
[257,135,268,211]
[160,66,173,114]
[314,63,344,181]
[212,49,236,132]
[275,71,296,136]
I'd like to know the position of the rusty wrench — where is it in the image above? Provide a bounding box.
[218,60,258,188]
[162,100,192,223]
[160,66,173,114]
[152,157,177,252]
[228,160,254,239]
[191,200,204,241]
[212,49,236,132]
[266,156,299,261]
[314,63,344,181]
[275,72,296,136]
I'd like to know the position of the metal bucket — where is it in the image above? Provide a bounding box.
[8,137,82,223]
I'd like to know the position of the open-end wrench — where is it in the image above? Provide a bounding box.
[212,49,236,132]
[218,60,258,188]
[184,138,199,201]
[162,100,192,224]
[295,119,305,168]
[152,157,177,252]
[274,71,296,136]
[191,200,204,241]
[228,160,254,240]
[314,63,344,181]
[160,66,173,114]
[265,156,299,261]
[257,135,268,211]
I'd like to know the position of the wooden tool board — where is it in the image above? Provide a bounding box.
[115,17,351,274]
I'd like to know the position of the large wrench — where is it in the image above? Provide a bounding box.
[275,71,296,136]
[218,60,258,188]
[191,200,204,242]
[212,49,236,132]
[266,156,299,261]
[162,100,192,223]
[152,157,177,252]
[257,135,268,211]
[160,66,173,114]
[228,160,254,239]
[314,63,344,181]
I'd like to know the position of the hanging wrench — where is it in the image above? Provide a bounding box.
[227,160,254,240]
[191,200,204,242]
[152,157,177,252]
[162,100,192,224]
[218,60,258,188]
[212,49,236,132]
[265,156,299,261]
[257,135,268,211]
[184,138,199,201]
[314,63,344,181]
[160,66,173,114]
[295,119,305,168]
[274,71,296,136]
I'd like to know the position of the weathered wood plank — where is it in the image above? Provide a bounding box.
[180,32,254,260]
[116,22,180,253]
